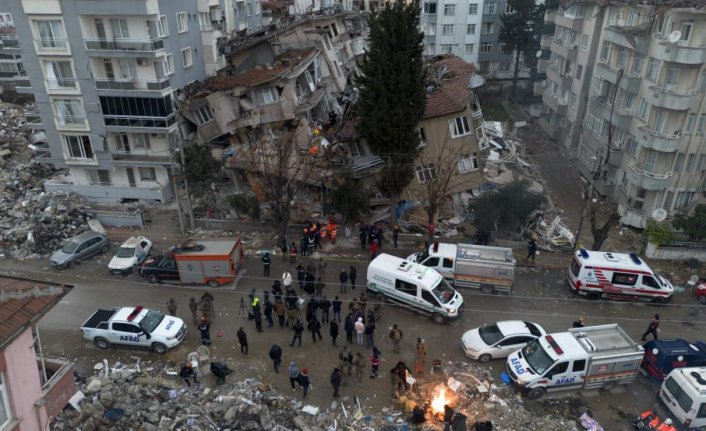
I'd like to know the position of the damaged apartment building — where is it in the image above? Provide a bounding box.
[176,9,369,205]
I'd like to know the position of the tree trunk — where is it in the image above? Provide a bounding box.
[426,205,437,243]
[590,207,621,251]
[511,49,521,97]
[388,193,400,227]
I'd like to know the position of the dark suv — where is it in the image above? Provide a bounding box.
[642,338,706,380]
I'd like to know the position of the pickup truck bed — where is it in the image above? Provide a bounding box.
[83,308,118,328]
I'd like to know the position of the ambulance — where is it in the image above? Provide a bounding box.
[567,249,673,303]
[660,367,706,429]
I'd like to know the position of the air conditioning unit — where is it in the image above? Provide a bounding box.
[137,58,149,66]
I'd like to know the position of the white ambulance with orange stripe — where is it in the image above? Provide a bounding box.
[567,249,673,303]
[504,324,644,399]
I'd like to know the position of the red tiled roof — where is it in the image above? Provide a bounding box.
[205,47,318,91]
[0,277,72,350]
[423,55,476,119]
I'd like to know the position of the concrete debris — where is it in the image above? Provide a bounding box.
[51,360,596,431]
[0,102,95,258]
[526,212,575,251]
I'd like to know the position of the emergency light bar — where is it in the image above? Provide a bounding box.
[579,249,589,259]
[545,335,564,355]
[127,306,144,321]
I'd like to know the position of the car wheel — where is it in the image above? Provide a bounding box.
[699,296,706,305]
[480,284,494,294]
[66,261,75,270]
[478,353,492,363]
[527,387,545,400]
[100,244,110,254]
[601,381,617,391]
[207,279,220,288]
[651,296,666,304]
[431,313,445,324]
[152,343,168,354]
[94,337,111,350]
[587,291,600,300]
[148,275,160,284]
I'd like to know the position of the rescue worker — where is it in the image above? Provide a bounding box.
[179,362,199,386]
[656,418,676,431]
[262,252,271,276]
[328,218,337,244]
[198,317,211,346]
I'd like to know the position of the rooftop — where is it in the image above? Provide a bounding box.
[0,276,72,350]
[423,55,476,119]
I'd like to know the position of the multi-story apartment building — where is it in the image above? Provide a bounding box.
[6,0,262,203]
[0,12,22,95]
[540,0,706,228]
[420,0,530,79]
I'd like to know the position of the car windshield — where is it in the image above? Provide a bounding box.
[523,339,555,374]
[116,247,135,258]
[430,278,456,304]
[139,310,165,333]
[479,324,504,346]
[61,240,80,254]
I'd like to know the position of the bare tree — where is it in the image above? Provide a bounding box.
[236,124,319,243]
[589,201,621,251]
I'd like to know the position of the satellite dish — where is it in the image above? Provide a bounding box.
[652,208,668,222]
[668,31,682,43]
[535,50,543,58]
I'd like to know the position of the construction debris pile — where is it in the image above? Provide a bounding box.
[51,359,603,431]
[0,102,90,258]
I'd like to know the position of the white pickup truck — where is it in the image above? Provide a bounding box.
[80,306,187,354]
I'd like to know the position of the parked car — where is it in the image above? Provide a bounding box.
[108,236,153,275]
[642,338,706,380]
[461,320,546,362]
[50,231,110,269]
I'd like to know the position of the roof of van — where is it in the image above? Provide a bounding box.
[671,367,706,394]
[369,253,443,286]
[574,249,653,272]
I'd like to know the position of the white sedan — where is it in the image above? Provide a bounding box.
[108,236,153,275]
[461,320,546,363]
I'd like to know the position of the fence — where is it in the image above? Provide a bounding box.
[645,241,706,261]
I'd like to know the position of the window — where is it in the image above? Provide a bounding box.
[465,44,474,55]
[664,377,695,415]
[674,153,684,172]
[53,99,86,127]
[443,258,454,269]
[483,1,496,14]
[158,15,168,37]
[87,169,111,186]
[632,55,643,75]
[133,134,150,150]
[572,360,586,372]
[479,61,489,73]
[164,54,174,75]
[0,373,11,428]
[617,47,628,68]
[647,57,660,81]
[193,105,214,124]
[655,110,668,133]
[612,272,638,286]
[697,114,706,134]
[637,98,649,120]
[421,290,439,306]
[680,20,692,41]
[686,154,695,172]
[415,163,436,183]
[252,86,279,105]
[685,113,696,133]
[466,24,476,35]
[255,2,262,14]
[458,154,479,173]
[64,135,93,159]
[181,48,192,68]
[480,42,492,54]
[481,23,494,34]
[576,64,583,80]
[666,67,679,86]
[34,19,66,49]
[43,60,76,89]
[139,167,157,181]
[418,128,427,146]
[441,44,453,54]
[600,41,610,61]
[442,24,454,35]
[109,18,129,39]
[698,154,706,172]
[449,116,471,137]
[674,191,695,209]
[176,12,187,33]
[624,93,635,110]
[644,151,657,173]
[547,362,568,379]
[570,93,578,109]
[444,4,456,15]
[580,34,589,51]
[468,3,478,14]
[505,4,514,13]
[498,62,511,72]
[423,2,437,14]
[246,3,253,16]
[118,59,136,78]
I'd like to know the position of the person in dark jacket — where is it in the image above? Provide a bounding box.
[331,367,342,398]
[308,316,323,342]
[297,368,311,399]
[364,320,376,348]
[392,225,400,248]
[272,280,283,303]
[288,360,299,390]
[179,362,199,386]
[391,361,413,392]
[253,306,263,333]
[330,319,339,346]
[275,299,286,327]
[280,239,288,261]
[269,344,283,373]
[198,317,211,346]
[264,299,274,328]
[237,326,249,356]
[304,272,316,296]
[339,269,349,294]
[443,405,455,431]
[319,296,331,322]
[641,314,661,341]
[262,252,271,276]
[349,265,357,290]
[344,312,355,344]
[332,296,342,321]
[290,320,304,347]
[296,265,306,289]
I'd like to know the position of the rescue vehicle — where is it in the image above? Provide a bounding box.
[567,249,673,303]
[504,324,644,399]
[659,367,706,430]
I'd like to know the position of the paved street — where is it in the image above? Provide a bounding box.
[2,246,705,429]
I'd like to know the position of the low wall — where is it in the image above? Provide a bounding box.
[645,241,706,261]
[95,210,145,228]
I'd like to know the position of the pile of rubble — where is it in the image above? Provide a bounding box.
[51,359,603,431]
[0,102,91,258]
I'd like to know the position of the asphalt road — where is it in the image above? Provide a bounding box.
[3,247,705,429]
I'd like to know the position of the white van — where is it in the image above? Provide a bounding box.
[567,249,673,303]
[367,253,464,323]
[660,367,706,429]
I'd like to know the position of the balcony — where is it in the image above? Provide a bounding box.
[111,151,171,166]
[84,38,165,57]
[554,13,583,33]
[95,77,171,95]
[653,40,706,65]
[552,38,577,62]
[76,0,159,16]
[55,115,89,131]
[546,66,571,91]
[541,35,553,50]
[594,62,640,93]
[590,95,632,131]
[103,114,177,133]
[24,113,43,129]
[45,78,80,95]
[638,126,683,153]
[628,164,672,190]
[14,76,32,94]
[38,357,76,418]
[0,35,20,49]
[648,85,696,111]
[45,177,173,203]
[33,38,70,54]
[544,10,556,23]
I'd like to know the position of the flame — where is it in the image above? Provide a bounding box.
[430,384,449,415]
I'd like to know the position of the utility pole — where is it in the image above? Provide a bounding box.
[170,151,186,234]
[178,145,195,229]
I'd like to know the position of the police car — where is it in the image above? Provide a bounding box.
[80,306,186,354]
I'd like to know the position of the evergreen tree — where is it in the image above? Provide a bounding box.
[498,0,546,96]
[356,0,426,220]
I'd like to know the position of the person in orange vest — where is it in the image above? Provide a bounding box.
[328,218,337,245]
[656,418,676,431]
[320,223,328,243]
[635,410,659,429]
